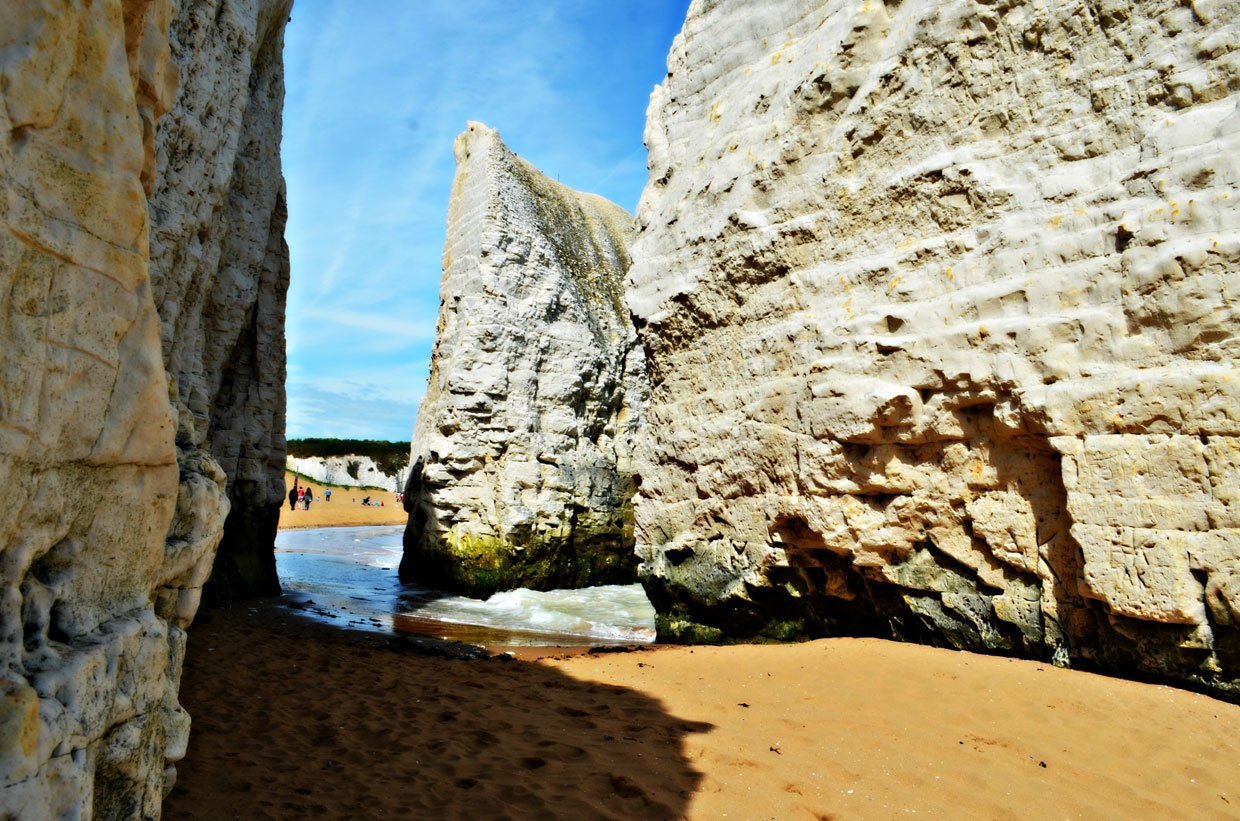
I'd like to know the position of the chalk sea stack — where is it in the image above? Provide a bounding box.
[0,0,290,815]
[628,0,1240,694]
[401,123,646,597]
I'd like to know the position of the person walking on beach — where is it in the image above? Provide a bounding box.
[288,484,298,511]
[325,488,332,503]
[304,488,314,510]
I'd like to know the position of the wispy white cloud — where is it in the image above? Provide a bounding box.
[298,307,437,344]
[286,382,422,441]
[287,359,430,440]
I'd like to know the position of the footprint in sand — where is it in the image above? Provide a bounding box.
[609,774,647,800]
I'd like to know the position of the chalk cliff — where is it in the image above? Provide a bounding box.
[402,123,645,596]
[630,0,1240,694]
[0,0,290,816]
[287,455,410,492]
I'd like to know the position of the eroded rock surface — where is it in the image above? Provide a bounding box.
[402,123,645,596]
[151,0,292,601]
[0,0,290,815]
[630,0,1239,694]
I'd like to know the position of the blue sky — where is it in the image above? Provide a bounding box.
[281,1,690,441]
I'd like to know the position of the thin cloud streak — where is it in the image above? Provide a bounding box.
[287,363,430,441]
[298,307,437,344]
[287,383,423,443]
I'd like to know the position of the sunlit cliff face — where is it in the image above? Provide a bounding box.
[626,0,1240,696]
[0,0,292,814]
[401,122,647,598]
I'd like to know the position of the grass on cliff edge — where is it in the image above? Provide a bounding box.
[287,438,410,477]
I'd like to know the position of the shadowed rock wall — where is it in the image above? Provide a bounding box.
[0,0,290,815]
[402,123,645,597]
[630,0,1239,695]
[151,0,292,601]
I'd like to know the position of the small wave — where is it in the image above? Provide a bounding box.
[403,584,656,642]
[276,525,657,644]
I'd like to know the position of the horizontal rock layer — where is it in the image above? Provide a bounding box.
[402,123,646,596]
[0,0,290,815]
[630,0,1239,694]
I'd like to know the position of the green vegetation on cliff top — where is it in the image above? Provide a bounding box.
[287,438,410,477]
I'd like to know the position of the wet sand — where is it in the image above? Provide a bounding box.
[166,601,1240,820]
[279,471,406,529]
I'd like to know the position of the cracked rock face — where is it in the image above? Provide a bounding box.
[401,123,646,597]
[630,0,1239,694]
[0,0,289,815]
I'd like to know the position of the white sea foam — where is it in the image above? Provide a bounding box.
[275,526,656,644]
[411,585,657,642]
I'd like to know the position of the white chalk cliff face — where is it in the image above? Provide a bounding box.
[0,0,290,816]
[287,455,410,492]
[402,123,646,596]
[630,0,1239,693]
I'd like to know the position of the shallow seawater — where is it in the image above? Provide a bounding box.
[275,526,657,647]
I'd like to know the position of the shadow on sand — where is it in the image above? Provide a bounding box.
[165,602,712,819]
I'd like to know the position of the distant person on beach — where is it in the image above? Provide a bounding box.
[288,486,298,510]
[362,496,370,506]
[304,488,314,510]
[325,488,332,502]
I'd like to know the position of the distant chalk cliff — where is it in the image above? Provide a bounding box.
[286,439,412,490]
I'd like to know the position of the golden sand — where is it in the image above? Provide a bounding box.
[279,471,406,529]
[166,601,1240,819]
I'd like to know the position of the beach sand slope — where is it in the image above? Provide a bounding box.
[166,605,1240,819]
[280,471,406,529]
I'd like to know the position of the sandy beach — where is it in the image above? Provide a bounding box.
[279,471,406,529]
[165,599,1240,819]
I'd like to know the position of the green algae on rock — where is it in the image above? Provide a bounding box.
[400,123,646,597]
